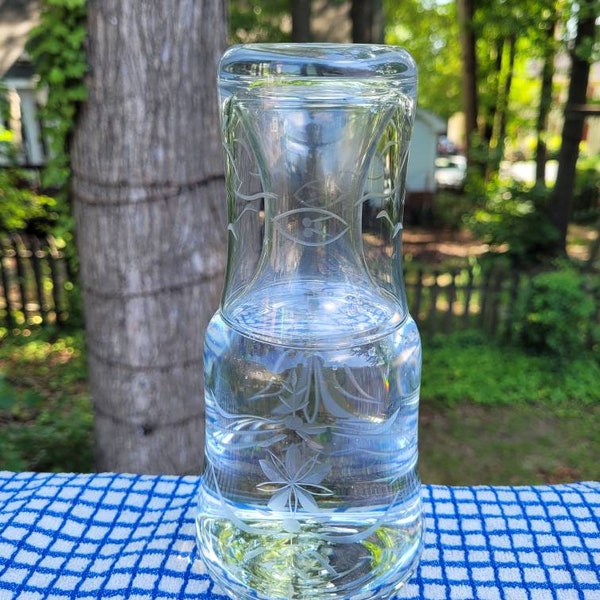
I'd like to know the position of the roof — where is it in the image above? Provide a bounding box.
[0,0,41,78]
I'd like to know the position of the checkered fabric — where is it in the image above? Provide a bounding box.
[0,472,598,600]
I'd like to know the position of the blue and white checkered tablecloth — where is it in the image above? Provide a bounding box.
[0,472,598,600]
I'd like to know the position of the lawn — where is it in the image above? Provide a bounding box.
[1,326,598,485]
[420,400,600,485]
[0,329,93,473]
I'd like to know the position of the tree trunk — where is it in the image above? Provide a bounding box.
[351,0,384,43]
[487,34,516,178]
[291,0,312,42]
[457,0,478,158]
[481,37,503,148]
[535,19,556,187]
[495,34,516,158]
[71,0,227,474]
[549,0,595,254]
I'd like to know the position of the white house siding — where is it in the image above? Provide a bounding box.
[407,109,446,194]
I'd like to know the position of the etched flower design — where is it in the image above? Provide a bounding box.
[273,208,349,247]
[257,445,333,513]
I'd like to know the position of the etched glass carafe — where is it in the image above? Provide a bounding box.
[196,44,422,600]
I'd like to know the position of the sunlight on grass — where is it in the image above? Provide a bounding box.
[1,326,598,483]
[0,328,93,473]
[420,331,600,485]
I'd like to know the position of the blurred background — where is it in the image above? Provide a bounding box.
[0,0,598,484]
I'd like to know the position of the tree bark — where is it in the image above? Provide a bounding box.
[535,19,556,187]
[291,0,312,42]
[457,0,478,158]
[495,34,516,157]
[487,34,516,178]
[351,0,384,43]
[549,0,595,254]
[71,0,227,474]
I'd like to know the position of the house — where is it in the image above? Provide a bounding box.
[405,108,446,223]
[1,0,45,167]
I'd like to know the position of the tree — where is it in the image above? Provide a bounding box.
[71,0,228,474]
[457,0,478,157]
[549,0,597,254]
[534,16,557,187]
[292,0,312,41]
[485,31,517,176]
[454,0,564,179]
[229,0,290,43]
[351,0,384,43]
[385,0,462,121]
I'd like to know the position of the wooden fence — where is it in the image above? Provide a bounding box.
[405,264,522,338]
[1,235,598,340]
[405,263,600,341]
[0,234,71,329]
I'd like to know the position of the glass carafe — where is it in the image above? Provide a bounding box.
[196,44,422,600]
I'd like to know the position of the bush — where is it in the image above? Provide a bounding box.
[572,156,600,223]
[467,182,559,265]
[432,190,474,230]
[512,265,597,359]
[0,130,58,235]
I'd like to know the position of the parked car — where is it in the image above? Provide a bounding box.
[435,155,467,191]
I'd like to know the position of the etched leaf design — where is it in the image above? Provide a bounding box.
[376,209,403,238]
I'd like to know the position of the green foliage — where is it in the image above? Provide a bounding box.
[0,128,57,234]
[572,155,600,223]
[432,190,475,231]
[0,170,57,236]
[0,329,93,472]
[26,0,87,247]
[467,181,559,265]
[512,264,597,359]
[229,0,291,43]
[385,0,461,120]
[571,0,600,62]
[423,329,600,408]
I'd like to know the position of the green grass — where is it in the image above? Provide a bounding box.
[420,330,600,485]
[0,327,598,485]
[0,327,93,472]
[420,401,600,486]
[422,330,600,408]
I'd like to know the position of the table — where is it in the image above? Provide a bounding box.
[0,472,598,599]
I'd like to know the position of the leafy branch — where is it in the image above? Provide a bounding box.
[26,0,87,242]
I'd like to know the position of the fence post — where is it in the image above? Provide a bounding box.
[12,234,30,320]
[462,266,475,328]
[47,236,68,324]
[503,269,521,340]
[444,268,458,334]
[479,268,493,331]
[488,267,504,336]
[0,234,72,329]
[30,235,48,323]
[0,240,15,329]
[413,267,424,323]
[428,269,440,336]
